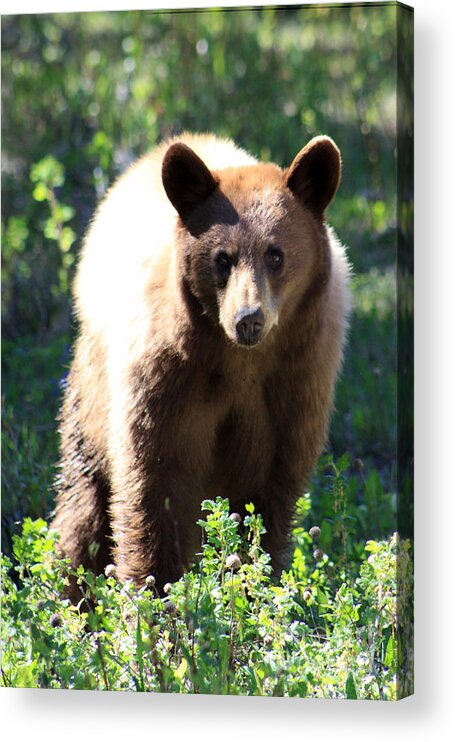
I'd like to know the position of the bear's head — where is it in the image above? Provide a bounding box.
[162,136,341,348]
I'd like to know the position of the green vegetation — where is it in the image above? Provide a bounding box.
[1,496,413,698]
[1,5,412,697]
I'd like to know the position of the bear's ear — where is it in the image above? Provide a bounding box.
[286,136,341,215]
[162,143,220,220]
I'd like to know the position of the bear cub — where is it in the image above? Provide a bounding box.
[51,132,350,591]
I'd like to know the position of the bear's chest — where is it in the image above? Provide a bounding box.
[200,367,277,499]
[166,349,281,497]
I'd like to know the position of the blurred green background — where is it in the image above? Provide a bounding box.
[1,5,399,555]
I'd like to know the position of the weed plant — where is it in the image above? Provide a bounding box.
[1,486,413,698]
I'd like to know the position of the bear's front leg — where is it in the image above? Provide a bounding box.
[252,471,303,577]
[107,445,205,590]
[253,385,333,577]
[106,376,209,591]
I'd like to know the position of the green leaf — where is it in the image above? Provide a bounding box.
[32,182,49,202]
[336,452,351,473]
[30,155,64,188]
[175,657,188,681]
[60,226,76,252]
[365,540,381,553]
[14,662,38,688]
[384,634,396,668]
[345,671,358,699]
[4,216,29,253]
[136,613,145,691]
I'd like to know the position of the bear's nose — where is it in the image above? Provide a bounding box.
[235,307,265,346]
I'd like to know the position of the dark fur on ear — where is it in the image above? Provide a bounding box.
[162,142,220,220]
[286,136,341,215]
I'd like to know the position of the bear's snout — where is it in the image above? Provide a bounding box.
[235,306,265,346]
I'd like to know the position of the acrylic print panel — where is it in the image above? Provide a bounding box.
[1,2,413,699]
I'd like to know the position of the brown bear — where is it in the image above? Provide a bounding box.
[51,132,350,591]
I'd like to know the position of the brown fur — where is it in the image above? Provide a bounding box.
[51,133,350,591]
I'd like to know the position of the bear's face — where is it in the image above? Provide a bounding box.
[162,137,341,347]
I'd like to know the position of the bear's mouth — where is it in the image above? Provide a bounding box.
[221,322,266,349]
[224,324,267,349]
[234,332,264,348]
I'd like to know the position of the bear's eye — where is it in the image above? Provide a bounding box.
[215,251,232,272]
[265,246,284,271]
